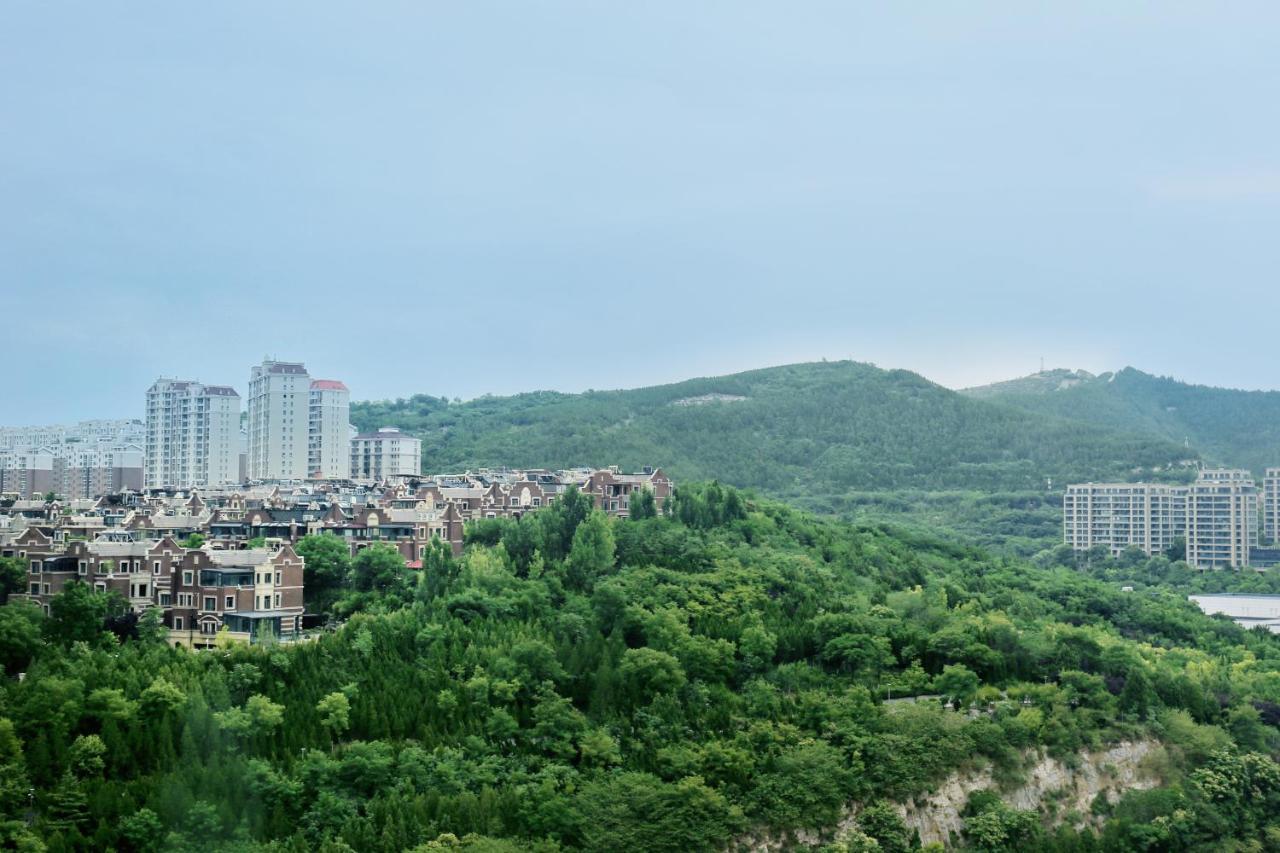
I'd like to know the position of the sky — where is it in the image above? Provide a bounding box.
[3,2,1279,423]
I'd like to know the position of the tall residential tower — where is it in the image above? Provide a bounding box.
[1265,468,1280,544]
[145,379,240,489]
[247,360,311,481]
[247,360,351,481]
[308,379,350,479]
[1186,469,1258,570]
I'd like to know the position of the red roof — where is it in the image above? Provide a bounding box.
[310,379,349,391]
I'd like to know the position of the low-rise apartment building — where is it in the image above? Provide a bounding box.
[1063,482,1187,557]
[350,427,421,480]
[0,443,143,500]
[1066,468,1263,570]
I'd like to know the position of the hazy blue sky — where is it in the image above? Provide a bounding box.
[4,2,1279,422]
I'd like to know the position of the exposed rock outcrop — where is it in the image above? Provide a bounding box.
[739,739,1162,851]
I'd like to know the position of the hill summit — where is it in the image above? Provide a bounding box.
[352,361,1194,510]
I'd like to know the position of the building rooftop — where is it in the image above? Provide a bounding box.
[310,379,349,392]
[262,362,308,375]
[207,549,275,567]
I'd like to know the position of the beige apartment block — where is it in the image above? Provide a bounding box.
[1186,469,1258,570]
[1063,482,1187,557]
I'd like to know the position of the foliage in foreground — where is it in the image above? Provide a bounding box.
[2,485,1280,850]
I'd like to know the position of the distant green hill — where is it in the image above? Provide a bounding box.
[964,367,1280,475]
[352,361,1194,512]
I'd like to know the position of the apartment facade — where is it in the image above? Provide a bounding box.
[0,444,143,500]
[1265,468,1280,545]
[247,361,312,481]
[145,379,240,490]
[1187,469,1258,570]
[350,427,422,480]
[308,380,351,479]
[1065,468,1263,570]
[0,419,143,450]
[1063,482,1187,557]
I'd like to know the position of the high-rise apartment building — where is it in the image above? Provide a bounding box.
[247,361,311,481]
[145,379,241,490]
[1063,483,1188,557]
[1265,468,1280,545]
[1186,469,1258,570]
[308,380,350,479]
[350,427,422,480]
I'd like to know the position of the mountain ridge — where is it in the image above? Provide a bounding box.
[962,366,1280,474]
[351,360,1196,508]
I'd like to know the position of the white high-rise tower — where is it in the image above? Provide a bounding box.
[247,360,311,481]
[145,379,240,489]
[308,379,350,479]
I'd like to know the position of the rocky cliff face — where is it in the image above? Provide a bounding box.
[739,739,1162,851]
[898,739,1159,847]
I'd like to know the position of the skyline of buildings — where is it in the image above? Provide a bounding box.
[1,358,407,497]
[0,419,145,500]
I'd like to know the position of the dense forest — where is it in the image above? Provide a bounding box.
[3,485,1280,850]
[351,362,1196,551]
[964,368,1280,477]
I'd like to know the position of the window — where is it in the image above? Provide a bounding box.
[160,593,171,606]
[78,561,87,575]
[274,592,281,608]
[29,561,39,573]
[153,561,161,574]
[94,583,105,593]
[174,617,183,630]
[203,596,216,611]
[182,570,193,586]
[225,595,235,609]
[29,583,39,596]
[275,571,281,585]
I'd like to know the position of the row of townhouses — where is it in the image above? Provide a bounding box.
[1064,468,1280,569]
[0,466,671,648]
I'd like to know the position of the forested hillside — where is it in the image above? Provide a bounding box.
[352,361,1194,506]
[4,486,1280,851]
[964,368,1280,475]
